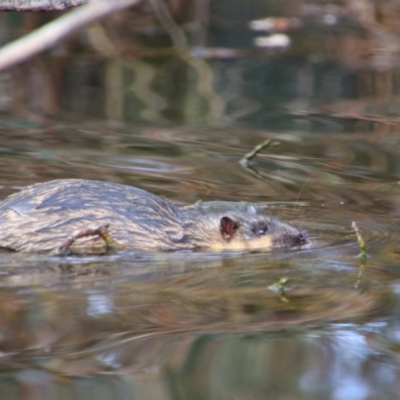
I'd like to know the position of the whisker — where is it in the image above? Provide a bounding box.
[291,176,310,221]
[294,198,340,230]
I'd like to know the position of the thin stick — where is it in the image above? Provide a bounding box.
[0,0,140,71]
[0,0,86,11]
[352,221,367,288]
[351,221,366,256]
[239,138,272,166]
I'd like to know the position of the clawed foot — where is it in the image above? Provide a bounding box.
[56,224,121,255]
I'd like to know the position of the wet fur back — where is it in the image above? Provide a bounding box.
[0,179,307,253]
[0,180,189,252]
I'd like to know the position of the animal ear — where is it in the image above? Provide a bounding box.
[220,216,238,240]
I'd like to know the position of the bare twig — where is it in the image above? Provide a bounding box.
[238,139,288,184]
[147,0,187,49]
[351,221,366,256]
[0,0,86,10]
[239,138,272,167]
[352,221,367,288]
[0,0,141,71]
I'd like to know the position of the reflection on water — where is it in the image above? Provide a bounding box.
[0,329,398,399]
[2,0,400,397]
[0,244,395,397]
[1,122,400,397]
[1,121,400,397]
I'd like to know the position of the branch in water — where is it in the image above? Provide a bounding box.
[239,138,272,167]
[351,221,366,257]
[0,0,141,71]
[0,0,86,10]
[352,221,367,289]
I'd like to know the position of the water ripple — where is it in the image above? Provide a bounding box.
[266,203,400,253]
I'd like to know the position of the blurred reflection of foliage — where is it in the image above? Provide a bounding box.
[1,0,400,125]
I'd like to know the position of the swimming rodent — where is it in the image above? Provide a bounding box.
[0,179,308,254]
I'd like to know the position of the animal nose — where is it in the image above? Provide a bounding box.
[295,231,308,246]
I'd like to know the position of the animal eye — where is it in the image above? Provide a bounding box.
[257,226,268,235]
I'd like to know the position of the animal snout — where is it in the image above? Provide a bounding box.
[294,231,308,246]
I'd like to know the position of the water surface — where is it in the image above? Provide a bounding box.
[0,122,399,399]
[1,0,400,398]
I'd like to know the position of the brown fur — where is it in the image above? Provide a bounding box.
[0,179,307,254]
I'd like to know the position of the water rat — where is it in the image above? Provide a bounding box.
[0,179,307,254]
